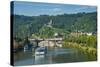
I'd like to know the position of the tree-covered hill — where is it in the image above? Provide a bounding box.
[12,12,97,38]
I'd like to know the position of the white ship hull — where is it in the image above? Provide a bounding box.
[35,46,47,55]
[35,51,45,55]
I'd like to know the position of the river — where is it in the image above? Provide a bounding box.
[14,47,96,66]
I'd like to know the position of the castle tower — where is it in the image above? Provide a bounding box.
[47,19,52,27]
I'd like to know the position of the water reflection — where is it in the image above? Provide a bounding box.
[14,48,96,66]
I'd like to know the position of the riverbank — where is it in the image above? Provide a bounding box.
[62,42,97,58]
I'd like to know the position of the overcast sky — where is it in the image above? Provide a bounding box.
[12,1,97,16]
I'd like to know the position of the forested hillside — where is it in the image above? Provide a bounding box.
[12,12,97,38]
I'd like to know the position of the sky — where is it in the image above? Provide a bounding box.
[12,1,97,16]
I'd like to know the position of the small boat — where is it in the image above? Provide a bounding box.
[35,46,47,55]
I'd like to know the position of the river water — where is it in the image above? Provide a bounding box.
[14,47,96,66]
